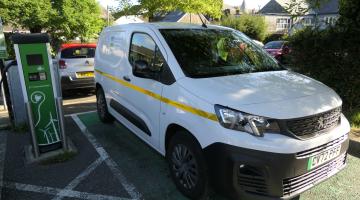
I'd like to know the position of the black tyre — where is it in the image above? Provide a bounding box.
[96,87,114,123]
[167,131,209,199]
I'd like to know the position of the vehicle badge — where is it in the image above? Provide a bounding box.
[316,117,324,130]
[85,60,90,65]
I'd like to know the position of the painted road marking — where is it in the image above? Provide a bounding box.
[72,114,142,199]
[51,157,104,200]
[2,181,132,200]
[0,133,7,200]
[64,110,96,117]
[63,98,95,106]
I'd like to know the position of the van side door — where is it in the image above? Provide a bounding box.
[111,29,171,148]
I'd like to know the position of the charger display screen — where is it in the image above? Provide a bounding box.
[26,54,44,66]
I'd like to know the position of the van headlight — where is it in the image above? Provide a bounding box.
[214,105,280,137]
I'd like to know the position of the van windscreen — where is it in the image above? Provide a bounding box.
[160,29,284,78]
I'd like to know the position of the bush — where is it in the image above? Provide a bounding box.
[287,0,360,122]
[351,110,360,128]
[221,14,267,41]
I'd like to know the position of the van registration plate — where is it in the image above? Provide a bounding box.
[76,71,94,78]
[307,145,341,171]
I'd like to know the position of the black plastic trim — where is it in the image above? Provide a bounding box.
[110,99,151,136]
[203,137,349,200]
[11,33,50,44]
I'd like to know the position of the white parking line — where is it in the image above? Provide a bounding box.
[51,157,104,200]
[3,181,132,200]
[63,98,95,106]
[64,110,96,117]
[71,115,142,200]
[0,133,7,200]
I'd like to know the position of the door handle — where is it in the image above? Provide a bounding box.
[123,76,131,82]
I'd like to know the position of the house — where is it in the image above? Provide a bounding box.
[114,15,144,25]
[223,0,253,17]
[259,0,339,34]
[152,11,209,25]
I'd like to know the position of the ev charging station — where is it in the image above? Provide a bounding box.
[12,34,68,158]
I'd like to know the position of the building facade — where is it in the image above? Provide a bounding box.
[259,0,339,34]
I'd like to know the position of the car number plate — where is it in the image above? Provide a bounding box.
[76,71,94,78]
[307,145,341,171]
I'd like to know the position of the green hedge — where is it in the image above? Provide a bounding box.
[221,14,267,41]
[287,0,360,126]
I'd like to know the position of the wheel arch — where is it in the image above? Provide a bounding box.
[164,123,201,154]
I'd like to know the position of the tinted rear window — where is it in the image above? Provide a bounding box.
[61,47,95,59]
[264,41,284,49]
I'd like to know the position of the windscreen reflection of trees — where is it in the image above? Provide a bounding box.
[161,29,282,78]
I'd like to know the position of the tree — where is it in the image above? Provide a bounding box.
[0,0,105,42]
[0,0,55,33]
[221,15,267,41]
[285,0,330,26]
[113,0,223,20]
[51,0,105,42]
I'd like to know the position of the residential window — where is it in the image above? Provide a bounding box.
[303,18,314,26]
[276,18,290,30]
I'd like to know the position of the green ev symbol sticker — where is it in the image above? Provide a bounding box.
[30,91,60,144]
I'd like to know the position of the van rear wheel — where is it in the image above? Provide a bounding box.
[167,132,209,199]
[96,87,114,123]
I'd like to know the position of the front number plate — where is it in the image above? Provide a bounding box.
[307,145,341,171]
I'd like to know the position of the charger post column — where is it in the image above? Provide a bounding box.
[12,34,67,156]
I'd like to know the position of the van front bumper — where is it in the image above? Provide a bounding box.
[204,134,349,200]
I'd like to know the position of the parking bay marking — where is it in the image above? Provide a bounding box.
[2,181,132,200]
[51,157,104,200]
[72,114,142,200]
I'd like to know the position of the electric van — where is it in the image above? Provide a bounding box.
[94,23,350,200]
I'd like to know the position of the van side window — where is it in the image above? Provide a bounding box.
[129,33,164,72]
[129,33,175,85]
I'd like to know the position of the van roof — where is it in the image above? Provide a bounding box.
[104,22,231,32]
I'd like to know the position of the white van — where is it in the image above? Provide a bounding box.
[94,23,350,200]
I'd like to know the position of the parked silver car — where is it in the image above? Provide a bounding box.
[54,43,96,91]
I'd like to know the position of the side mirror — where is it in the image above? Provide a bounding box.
[133,59,156,79]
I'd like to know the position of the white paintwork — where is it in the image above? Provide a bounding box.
[95,22,350,157]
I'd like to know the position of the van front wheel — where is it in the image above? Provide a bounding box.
[96,88,114,123]
[167,132,209,199]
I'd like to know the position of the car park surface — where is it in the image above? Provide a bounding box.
[0,109,359,200]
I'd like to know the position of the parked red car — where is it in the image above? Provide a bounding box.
[264,40,290,63]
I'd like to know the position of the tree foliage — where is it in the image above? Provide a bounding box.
[220,15,267,41]
[0,0,105,42]
[0,0,55,33]
[113,0,223,19]
[51,0,105,42]
[287,0,360,125]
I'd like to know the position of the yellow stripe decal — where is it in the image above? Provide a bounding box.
[95,69,218,122]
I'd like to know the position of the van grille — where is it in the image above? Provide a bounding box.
[283,153,346,196]
[296,134,347,159]
[237,166,268,195]
[286,107,341,138]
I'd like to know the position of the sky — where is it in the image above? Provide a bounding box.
[97,0,271,10]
